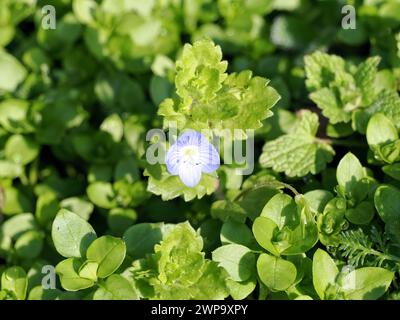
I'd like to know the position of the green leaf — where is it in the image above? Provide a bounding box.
[367,113,398,147]
[100,114,124,142]
[260,111,335,177]
[35,193,60,228]
[60,197,94,221]
[252,216,280,256]
[326,122,354,138]
[345,201,375,225]
[86,235,126,278]
[86,182,117,209]
[14,230,44,259]
[183,260,229,300]
[304,190,334,213]
[93,275,137,300]
[114,157,140,183]
[305,51,347,91]
[226,276,257,300]
[237,178,280,220]
[382,163,400,181]
[336,152,365,194]
[212,244,255,282]
[1,266,28,300]
[145,163,219,201]
[72,0,98,25]
[0,50,27,92]
[2,187,33,215]
[260,193,297,229]
[55,258,95,291]
[211,200,247,223]
[78,261,98,281]
[1,213,38,240]
[257,253,297,291]
[374,185,400,224]
[107,208,137,236]
[5,134,40,165]
[150,75,174,106]
[310,88,351,124]
[271,15,314,50]
[51,209,97,258]
[0,100,34,133]
[312,249,339,300]
[28,286,62,300]
[317,197,347,245]
[220,219,253,246]
[342,267,393,300]
[123,223,165,260]
[354,57,381,105]
[0,160,23,179]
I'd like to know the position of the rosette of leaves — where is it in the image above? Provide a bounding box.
[317,153,377,245]
[312,249,394,300]
[158,39,280,136]
[304,51,400,135]
[73,0,180,73]
[367,114,400,178]
[252,193,318,257]
[50,209,137,299]
[124,222,229,299]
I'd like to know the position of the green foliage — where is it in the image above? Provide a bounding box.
[127,222,229,299]
[1,0,400,302]
[260,111,335,177]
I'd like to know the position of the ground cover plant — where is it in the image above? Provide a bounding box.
[1,0,400,300]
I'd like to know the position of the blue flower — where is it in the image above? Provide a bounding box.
[165,130,220,187]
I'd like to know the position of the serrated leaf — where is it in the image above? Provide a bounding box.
[260,111,335,177]
[310,88,351,124]
[158,39,280,137]
[144,163,219,201]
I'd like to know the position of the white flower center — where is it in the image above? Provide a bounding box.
[181,145,201,166]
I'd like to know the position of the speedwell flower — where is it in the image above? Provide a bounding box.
[165,130,220,187]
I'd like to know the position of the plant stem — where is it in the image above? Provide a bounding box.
[233,180,300,202]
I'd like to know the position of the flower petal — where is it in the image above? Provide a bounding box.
[165,143,180,175]
[178,162,202,187]
[177,130,202,148]
[199,142,220,173]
